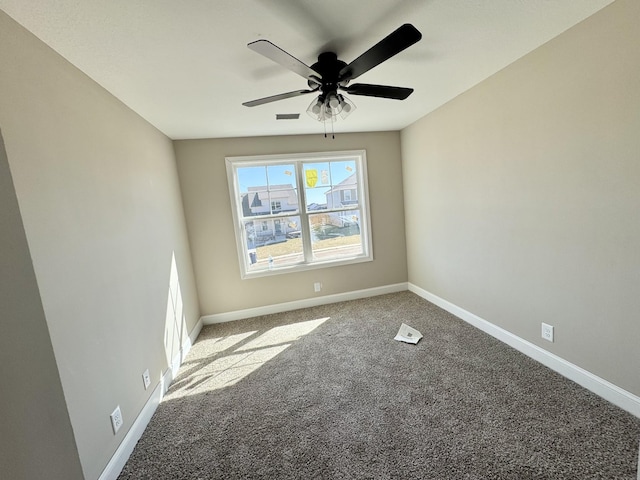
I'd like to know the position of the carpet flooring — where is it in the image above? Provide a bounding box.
[118,291,640,479]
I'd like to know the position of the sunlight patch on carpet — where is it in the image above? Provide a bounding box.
[186,345,291,394]
[169,317,329,397]
[187,331,258,362]
[235,317,329,352]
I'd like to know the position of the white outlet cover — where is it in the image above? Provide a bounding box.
[142,369,151,390]
[110,405,123,434]
[541,323,554,342]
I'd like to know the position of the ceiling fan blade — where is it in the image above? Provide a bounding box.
[338,24,422,82]
[248,39,321,82]
[343,84,414,100]
[242,89,317,107]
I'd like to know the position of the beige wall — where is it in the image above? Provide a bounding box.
[0,130,84,479]
[401,0,640,396]
[0,10,199,480]
[174,132,407,315]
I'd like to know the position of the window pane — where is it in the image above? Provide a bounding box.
[267,164,297,190]
[269,189,298,214]
[304,162,331,211]
[305,187,328,211]
[327,160,358,209]
[237,166,267,193]
[304,163,331,187]
[238,164,299,217]
[245,216,304,272]
[305,160,359,211]
[239,189,266,217]
[309,210,363,261]
[330,160,357,185]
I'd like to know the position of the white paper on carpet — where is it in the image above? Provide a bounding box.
[394,323,423,344]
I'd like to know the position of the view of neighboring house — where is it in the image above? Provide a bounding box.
[240,177,360,251]
[241,185,300,247]
[325,173,357,210]
[320,173,360,229]
[241,185,298,216]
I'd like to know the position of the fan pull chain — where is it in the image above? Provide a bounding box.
[322,115,336,139]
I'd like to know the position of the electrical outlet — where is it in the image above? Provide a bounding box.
[142,369,151,390]
[110,406,123,434]
[541,323,554,342]
[314,282,322,292]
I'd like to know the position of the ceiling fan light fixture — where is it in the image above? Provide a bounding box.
[338,94,356,119]
[307,93,356,122]
[328,93,341,110]
[307,97,325,121]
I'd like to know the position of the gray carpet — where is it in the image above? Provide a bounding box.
[119,291,640,479]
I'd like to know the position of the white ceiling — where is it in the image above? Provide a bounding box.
[1,0,613,140]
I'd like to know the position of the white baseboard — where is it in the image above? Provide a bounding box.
[201,282,408,324]
[99,284,638,480]
[408,283,640,419]
[97,370,169,480]
[98,318,203,480]
[169,317,203,385]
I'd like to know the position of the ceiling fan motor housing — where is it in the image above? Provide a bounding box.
[309,52,348,97]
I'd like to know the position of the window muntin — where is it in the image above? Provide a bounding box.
[226,150,372,278]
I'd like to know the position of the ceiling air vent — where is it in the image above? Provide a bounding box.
[276,113,300,120]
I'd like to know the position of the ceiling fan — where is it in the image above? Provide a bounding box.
[242,24,422,125]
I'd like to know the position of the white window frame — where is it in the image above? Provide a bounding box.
[226,150,373,279]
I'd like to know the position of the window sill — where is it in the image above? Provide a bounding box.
[240,254,373,280]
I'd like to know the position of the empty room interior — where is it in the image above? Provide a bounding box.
[1,1,639,479]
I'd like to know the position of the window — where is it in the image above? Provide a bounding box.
[226,150,372,278]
